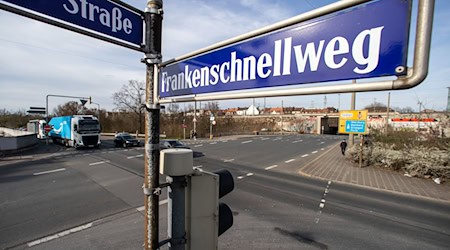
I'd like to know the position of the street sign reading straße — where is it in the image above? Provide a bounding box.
[0,0,143,49]
[160,0,411,99]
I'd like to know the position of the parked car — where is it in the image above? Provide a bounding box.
[114,133,140,147]
[160,139,190,150]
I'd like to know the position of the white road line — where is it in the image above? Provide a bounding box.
[312,151,318,154]
[194,144,203,148]
[319,141,325,144]
[285,159,295,163]
[33,168,66,176]
[237,176,245,180]
[246,173,254,177]
[210,142,217,145]
[292,140,302,143]
[241,140,253,144]
[223,159,235,163]
[321,148,325,151]
[27,223,93,247]
[261,137,270,141]
[194,165,203,169]
[89,161,110,166]
[301,154,309,158]
[265,165,278,170]
[127,154,143,159]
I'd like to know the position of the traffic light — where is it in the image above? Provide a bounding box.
[186,169,234,249]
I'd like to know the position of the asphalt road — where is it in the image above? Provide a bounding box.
[0,134,449,249]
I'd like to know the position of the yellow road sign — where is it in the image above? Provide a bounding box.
[338,110,368,134]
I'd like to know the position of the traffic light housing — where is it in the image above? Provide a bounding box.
[186,168,234,249]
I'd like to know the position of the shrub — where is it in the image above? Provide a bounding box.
[348,130,450,180]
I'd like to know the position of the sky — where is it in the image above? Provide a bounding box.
[0,0,449,114]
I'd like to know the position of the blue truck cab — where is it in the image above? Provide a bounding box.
[48,115,101,148]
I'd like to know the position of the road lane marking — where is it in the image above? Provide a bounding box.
[241,140,253,144]
[194,165,203,169]
[223,159,235,163]
[194,144,203,148]
[127,154,143,159]
[292,140,302,143]
[321,148,325,151]
[89,161,110,166]
[33,168,66,176]
[301,154,309,158]
[237,173,254,179]
[316,181,332,224]
[210,142,217,145]
[285,159,295,163]
[312,151,318,154]
[265,165,278,170]
[261,137,270,141]
[27,222,93,247]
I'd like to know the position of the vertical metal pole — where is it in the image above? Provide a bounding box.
[143,1,163,249]
[385,92,390,134]
[193,101,197,140]
[281,100,283,135]
[349,80,356,146]
[168,176,186,250]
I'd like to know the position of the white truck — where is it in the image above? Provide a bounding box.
[48,115,101,148]
[26,119,47,139]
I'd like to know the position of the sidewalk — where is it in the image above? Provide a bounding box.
[298,143,450,202]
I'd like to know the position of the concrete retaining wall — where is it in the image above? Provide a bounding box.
[0,127,38,152]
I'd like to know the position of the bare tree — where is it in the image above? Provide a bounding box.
[112,80,145,133]
[53,101,84,116]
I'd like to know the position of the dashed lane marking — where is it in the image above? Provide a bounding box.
[194,144,203,148]
[33,168,66,176]
[89,161,110,166]
[210,142,217,145]
[312,151,318,154]
[301,154,309,158]
[285,159,295,163]
[237,173,254,180]
[315,181,332,224]
[223,159,235,163]
[241,140,253,144]
[265,165,278,170]
[127,154,143,159]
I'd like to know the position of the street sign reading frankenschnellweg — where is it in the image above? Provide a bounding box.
[160,0,411,99]
[0,0,144,49]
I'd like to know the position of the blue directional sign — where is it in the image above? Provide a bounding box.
[160,0,411,98]
[345,120,367,134]
[0,0,143,47]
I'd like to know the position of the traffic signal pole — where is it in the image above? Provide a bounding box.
[143,1,163,249]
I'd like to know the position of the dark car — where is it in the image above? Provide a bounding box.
[114,133,141,147]
[160,139,190,150]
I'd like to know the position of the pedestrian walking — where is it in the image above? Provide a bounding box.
[340,139,347,155]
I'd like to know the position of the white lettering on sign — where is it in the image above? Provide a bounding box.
[63,0,132,34]
[161,26,384,93]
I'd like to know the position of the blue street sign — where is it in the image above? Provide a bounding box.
[345,120,366,134]
[160,0,411,98]
[0,0,143,47]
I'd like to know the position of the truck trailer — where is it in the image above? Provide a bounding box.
[48,115,101,148]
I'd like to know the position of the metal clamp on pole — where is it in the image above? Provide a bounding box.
[143,0,163,65]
